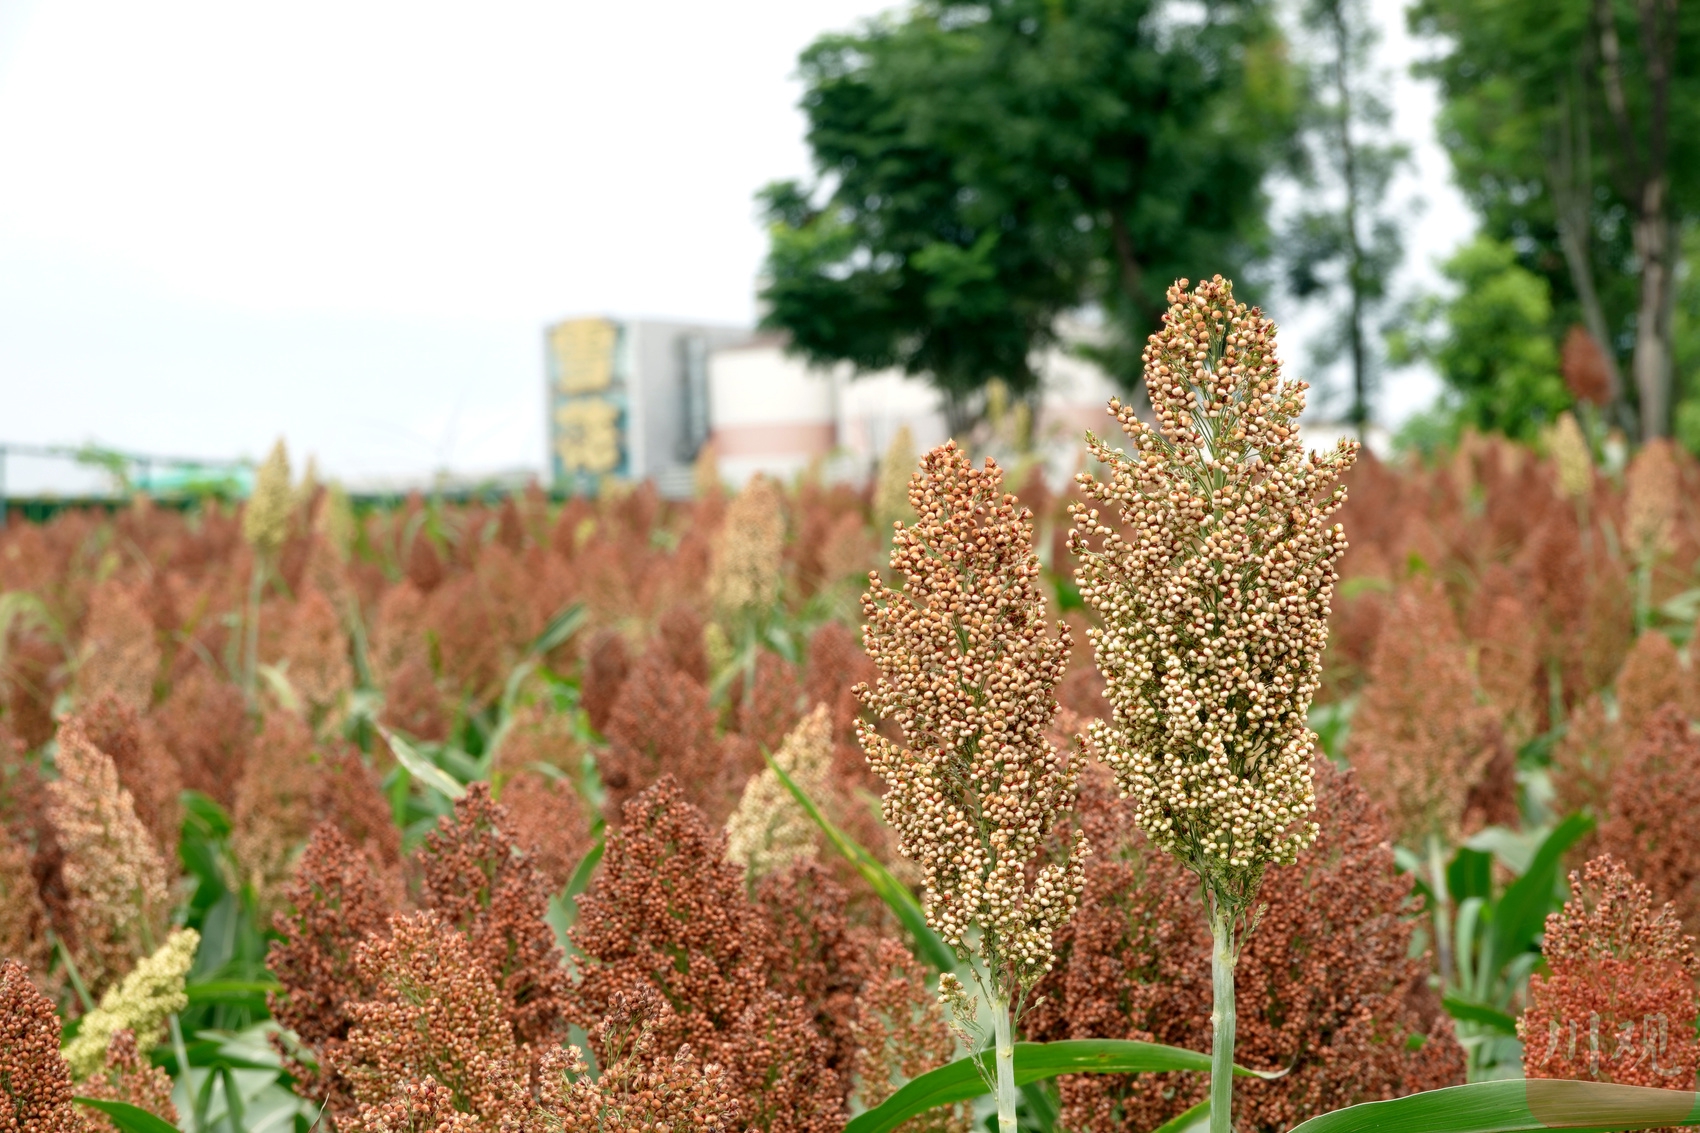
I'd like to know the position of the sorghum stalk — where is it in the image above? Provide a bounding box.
[1209,899,1237,1129]
[856,442,1087,1133]
[1070,276,1356,1133]
[1428,833,1454,988]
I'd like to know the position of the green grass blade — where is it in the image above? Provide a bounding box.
[564,837,605,900]
[764,751,957,973]
[1489,813,1593,974]
[530,601,588,658]
[1441,995,1519,1036]
[72,1098,180,1133]
[1149,1099,1211,1133]
[377,724,467,800]
[1285,1080,1700,1133]
[845,1039,1274,1133]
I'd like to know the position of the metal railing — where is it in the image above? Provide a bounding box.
[0,442,253,528]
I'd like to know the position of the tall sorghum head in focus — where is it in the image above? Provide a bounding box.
[1068,277,1355,1133]
[709,474,786,627]
[857,441,1086,992]
[856,440,1084,1133]
[1069,276,1356,913]
[1518,855,1699,1088]
[0,958,83,1133]
[244,439,295,557]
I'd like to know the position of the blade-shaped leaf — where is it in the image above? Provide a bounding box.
[378,724,467,800]
[1489,813,1594,975]
[1442,995,1519,1036]
[1149,1099,1211,1133]
[564,837,605,901]
[1285,1079,1700,1133]
[845,1039,1279,1133]
[531,601,588,658]
[765,751,956,973]
[72,1098,180,1133]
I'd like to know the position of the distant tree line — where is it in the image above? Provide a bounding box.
[758,0,1700,451]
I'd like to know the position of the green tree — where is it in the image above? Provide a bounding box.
[1391,236,1569,444]
[1409,0,1700,438]
[758,0,1299,422]
[1284,0,1409,432]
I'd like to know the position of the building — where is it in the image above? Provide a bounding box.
[544,316,750,497]
[545,314,1123,496]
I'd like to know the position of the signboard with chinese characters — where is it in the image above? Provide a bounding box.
[546,317,629,493]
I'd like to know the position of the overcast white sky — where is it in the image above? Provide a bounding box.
[0,0,1467,492]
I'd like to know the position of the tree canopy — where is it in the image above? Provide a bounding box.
[758,0,1300,418]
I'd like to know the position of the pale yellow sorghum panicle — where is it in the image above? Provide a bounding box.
[243,438,294,555]
[62,928,199,1078]
[709,474,786,622]
[856,442,1086,992]
[46,723,172,995]
[874,425,917,535]
[1624,437,1679,559]
[1546,411,1593,502]
[1069,277,1356,911]
[315,481,358,560]
[725,704,834,878]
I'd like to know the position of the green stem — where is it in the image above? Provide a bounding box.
[1209,899,1238,1133]
[992,994,1018,1133]
[1428,833,1453,989]
[169,1013,198,1133]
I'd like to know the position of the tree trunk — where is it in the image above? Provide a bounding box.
[1631,181,1675,439]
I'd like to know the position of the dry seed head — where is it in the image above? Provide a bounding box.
[46,721,173,995]
[1624,439,1678,559]
[725,703,834,878]
[244,438,294,555]
[1068,276,1356,910]
[709,474,786,622]
[855,441,1087,996]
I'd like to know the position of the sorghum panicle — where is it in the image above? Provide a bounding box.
[1069,276,1356,908]
[63,927,199,1078]
[245,439,295,556]
[726,703,834,879]
[1518,854,1700,1088]
[0,958,82,1133]
[46,720,172,996]
[855,440,1086,993]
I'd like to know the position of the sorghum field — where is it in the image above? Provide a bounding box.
[6,281,1700,1133]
